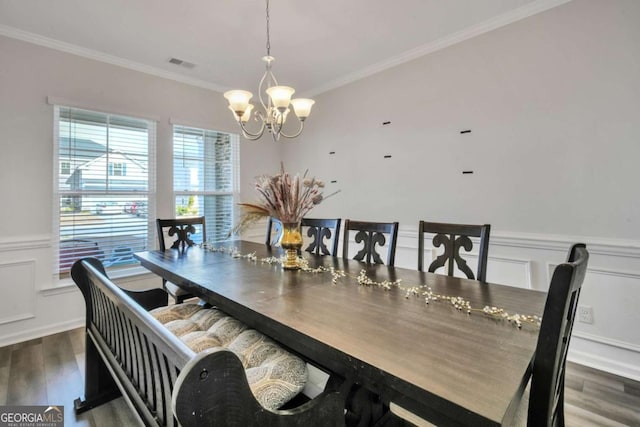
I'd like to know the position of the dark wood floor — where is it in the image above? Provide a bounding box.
[0,328,139,427]
[1,328,639,426]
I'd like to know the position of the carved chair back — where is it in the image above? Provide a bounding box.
[342,219,399,266]
[156,217,205,303]
[157,217,207,253]
[266,217,284,248]
[529,243,589,426]
[301,218,341,256]
[418,221,491,282]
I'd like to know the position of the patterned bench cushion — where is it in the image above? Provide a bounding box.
[150,303,308,411]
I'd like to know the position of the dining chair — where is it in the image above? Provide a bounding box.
[156,217,206,303]
[418,221,491,282]
[523,242,589,426]
[342,219,399,266]
[389,243,589,427]
[301,218,341,256]
[266,216,283,248]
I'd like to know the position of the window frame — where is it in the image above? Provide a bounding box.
[52,105,157,284]
[172,124,240,244]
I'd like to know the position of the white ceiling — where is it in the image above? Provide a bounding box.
[0,0,568,96]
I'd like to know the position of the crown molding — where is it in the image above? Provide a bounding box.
[0,0,571,97]
[0,24,227,93]
[305,0,572,97]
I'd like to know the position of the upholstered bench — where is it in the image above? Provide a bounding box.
[150,303,308,411]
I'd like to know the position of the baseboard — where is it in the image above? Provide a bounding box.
[0,317,85,348]
[568,335,640,382]
[568,351,640,383]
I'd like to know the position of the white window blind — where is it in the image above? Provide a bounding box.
[54,106,156,276]
[173,125,239,243]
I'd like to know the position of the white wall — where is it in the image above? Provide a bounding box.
[286,0,640,239]
[282,0,640,380]
[0,35,283,345]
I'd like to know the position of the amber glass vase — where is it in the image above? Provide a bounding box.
[280,222,302,270]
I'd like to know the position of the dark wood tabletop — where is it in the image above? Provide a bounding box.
[135,240,547,426]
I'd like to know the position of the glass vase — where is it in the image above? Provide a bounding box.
[281,221,302,270]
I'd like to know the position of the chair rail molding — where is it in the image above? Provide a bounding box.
[400,227,640,257]
[0,235,51,252]
[489,231,640,258]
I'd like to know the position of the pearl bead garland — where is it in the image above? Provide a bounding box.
[201,243,540,328]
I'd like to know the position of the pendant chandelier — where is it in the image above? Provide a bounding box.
[224,0,315,141]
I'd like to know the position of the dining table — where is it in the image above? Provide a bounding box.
[134,240,547,426]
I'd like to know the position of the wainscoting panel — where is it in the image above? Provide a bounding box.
[0,236,86,347]
[548,263,640,354]
[486,256,533,289]
[0,260,36,325]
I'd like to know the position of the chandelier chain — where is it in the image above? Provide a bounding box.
[265,0,271,56]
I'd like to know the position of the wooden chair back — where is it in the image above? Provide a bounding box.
[156,217,205,303]
[266,217,283,247]
[156,217,206,253]
[528,243,589,426]
[418,221,491,282]
[301,218,341,256]
[342,219,399,266]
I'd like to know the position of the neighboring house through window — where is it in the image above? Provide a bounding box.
[173,125,239,244]
[54,106,156,276]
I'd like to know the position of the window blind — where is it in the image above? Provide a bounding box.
[173,125,239,243]
[53,106,156,276]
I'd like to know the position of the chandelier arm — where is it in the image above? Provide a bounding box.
[258,68,277,111]
[269,109,286,136]
[277,119,305,139]
[238,119,267,140]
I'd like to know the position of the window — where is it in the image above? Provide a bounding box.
[173,125,239,243]
[54,106,156,276]
[108,162,127,176]
[60,161,71,175]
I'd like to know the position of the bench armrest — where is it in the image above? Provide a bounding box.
[73,257,168,310]
[120,287,168,311]
[173,348,345,427]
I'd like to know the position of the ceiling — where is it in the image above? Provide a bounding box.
[0,0,568,96]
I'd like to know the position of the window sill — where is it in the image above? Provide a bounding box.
[42,265,151,296]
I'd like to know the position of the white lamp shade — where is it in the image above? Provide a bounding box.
[266,86,295,110]
[224,90,253,114]
[290,98,315,119]
[240,104,254,122]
